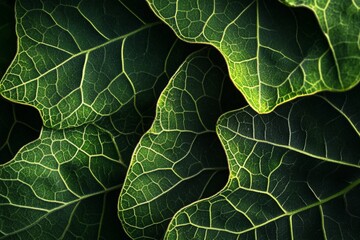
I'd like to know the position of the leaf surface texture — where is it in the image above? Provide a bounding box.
[0,0,194,129]
[165,85,360,239]
[147,0,360,113]
[118,48,245,239]
[0,125,128,239]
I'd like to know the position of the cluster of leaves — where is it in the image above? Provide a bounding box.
[0,0,359,239]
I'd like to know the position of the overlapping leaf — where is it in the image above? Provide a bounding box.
[93,37,197,165]
[0,124,129,239]
[118,48,245,239]
[1,0,359,239]
[147,0,360,113]
[0,0,202,238]
[165,85,360,239]
[0,0,195,129]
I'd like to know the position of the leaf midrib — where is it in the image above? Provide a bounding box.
[168,178,360,236]
[220,125,360,169]
[0,21,162,93]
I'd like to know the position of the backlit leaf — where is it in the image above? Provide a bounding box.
[0,0,195,129]
[280,0,360,90]
[165,84,360,239]
[118,48,245,239]
[0,125,128,239]
[147,0,360,113]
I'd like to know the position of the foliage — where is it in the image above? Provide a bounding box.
[0,0,359,239]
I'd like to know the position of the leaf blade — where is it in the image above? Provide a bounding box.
[0,0,194,129]
[0,125,128,239]
[118,47,245,239]
[147,0,360,113]
[164,85,360,239]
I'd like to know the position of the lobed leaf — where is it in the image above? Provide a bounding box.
[118,48,245,239]
[0,1,201,238]
[0,0,196,129]
[1,0,359,239]
[165,84,360,239]
[147,0,360,113]
[0,124,128,239]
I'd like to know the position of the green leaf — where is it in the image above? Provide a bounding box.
[0,0,195,129]
[1,0,359,238]
[0,0,42,165]
[321,88,360,134]
[164,85,360,239]
[279,0,360,90]
[147,0,360,113]
[0,124,129,239]
[0,97,41,164]
[118,48,245,239]
[93,37,198,165]
[0,1,201,238]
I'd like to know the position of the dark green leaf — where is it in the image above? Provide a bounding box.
[165,85,360,239]
[0,125,128,239]
[0,0,196,129]
[0,0,42,165]
[280,0,360,92]
[118,48,245,239]
[147,0,360,113]
[94,38,198,165]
